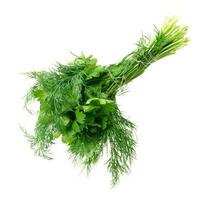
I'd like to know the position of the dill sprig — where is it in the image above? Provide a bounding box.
[23,17,188,186]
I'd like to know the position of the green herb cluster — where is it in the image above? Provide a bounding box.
[23,18,188,186]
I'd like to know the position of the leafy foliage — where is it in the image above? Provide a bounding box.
[23,18,188,186]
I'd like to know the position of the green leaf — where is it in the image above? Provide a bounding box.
[61,116,70,126]
[89,57,97,67]
[33,89,47,101]
[62,130,76,144]
[101,103,116,113]
[84,83,103,99]
[75,110,86,124]
[61,102,74,113]
[86,97,114,105]
[72,121,81,132]
[52,132,61,138]
[85,65,104,80]
[84,58,97,72]
[67,96,79,108]
[81,105,96,112]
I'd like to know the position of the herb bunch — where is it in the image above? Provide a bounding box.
[23,18,188,186]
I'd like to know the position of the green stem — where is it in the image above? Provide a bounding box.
[104,17,189,95]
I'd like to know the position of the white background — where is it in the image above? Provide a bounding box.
[0,0,205,199]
